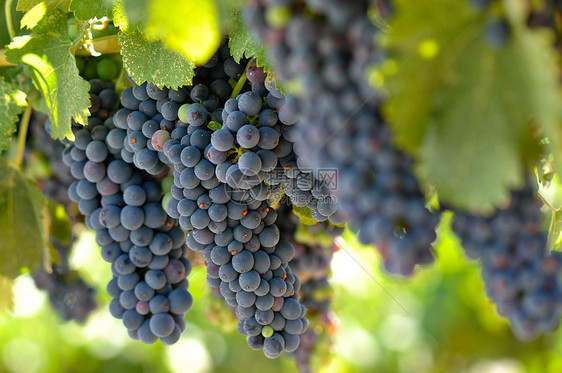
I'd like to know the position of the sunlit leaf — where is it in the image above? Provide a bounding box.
[6,12,91,140]
[114,0,220,64]
[16,0,72,12]
[145,0,220,64]
[21,3,66,34]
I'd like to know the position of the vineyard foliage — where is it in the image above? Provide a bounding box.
[2,0,562,369]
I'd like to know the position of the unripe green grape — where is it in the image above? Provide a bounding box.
[97,59,118,81]
[162,192,172,212]
[162,175,174,194]
[178,103,190,123]
[261,325,274,338]
[82,61,98,81]
[67,23,78,41]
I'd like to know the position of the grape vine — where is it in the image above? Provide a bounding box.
[2,1,562,371]
[245,0,439,276]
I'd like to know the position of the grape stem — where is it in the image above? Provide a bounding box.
[1,34,121,67]
[74,35,121,56]
[5,0,15,41]
[15,103,33,168]
[71,21,91,48]
[0,49,15,67]
[230,59,254,99]
[228,146,248,163]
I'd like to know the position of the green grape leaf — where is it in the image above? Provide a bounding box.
[112,0,147,34]
[384,0,562,212]
[21,4,67,34]
[0,276,14,313]
[112,0,130,32]
[16,0,72,12]
[292,205,319,226]
[70,0,113,20]
[228,8,272,72]
[114,0,220,64]
[0,159,47,279]
[6,23,90,140]
[0,78,27,151]
[119,31,195,88]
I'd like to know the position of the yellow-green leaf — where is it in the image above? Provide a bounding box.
[144,0,220,64]
[0,275,14,312]
[17,0,72,12]
[384,0,562,212]
[21,4,67,34]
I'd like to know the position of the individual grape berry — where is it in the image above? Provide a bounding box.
[237,125,260,148]
[211,129,235,151]
[185,103,208,126]
[485,19,511,48]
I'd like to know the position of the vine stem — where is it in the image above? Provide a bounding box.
[5,0,15,41]
[74,35,121,56]
[538,193,557,213]
[0,49,15,66]
[15,103,32,168]
[230,59,254,99]
[1,34,121,67]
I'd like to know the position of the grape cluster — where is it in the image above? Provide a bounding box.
[245,0,439,276]
[63,79,194,344]
[163,114,309,358]
[33,267,97,322]
[115,47,310,357]
[211,68,341,223]
[33,242,97,322]
[276,205,340,372]
[452,181,562,340]
[119,40,340,224]
[25,113,75,206]
[76,55,120,82]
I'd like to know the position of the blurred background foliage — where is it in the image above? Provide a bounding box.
[1,213,562,373]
